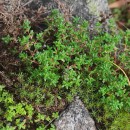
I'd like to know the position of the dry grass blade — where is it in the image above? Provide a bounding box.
[109,0,130,8]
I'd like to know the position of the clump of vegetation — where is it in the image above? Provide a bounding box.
[0,10,130,130]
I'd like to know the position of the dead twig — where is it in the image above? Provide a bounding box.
[0,71,13,86]
[22,0,34,7]
[109,0,130,8]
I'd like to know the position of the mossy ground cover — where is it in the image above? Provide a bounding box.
[0,5,130,130]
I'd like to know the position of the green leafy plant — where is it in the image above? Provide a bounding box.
[1,10,130,129]
[2,35,12,44]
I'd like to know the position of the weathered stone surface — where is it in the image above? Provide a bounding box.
[41,0,116,36]
[42,0,111,20]
[54,97,96,130]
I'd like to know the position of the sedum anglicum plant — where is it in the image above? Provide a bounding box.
[1,10,130,129]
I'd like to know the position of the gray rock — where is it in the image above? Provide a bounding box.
[54,97,96,130]
[42,0,110,20]
[41,0,117,36]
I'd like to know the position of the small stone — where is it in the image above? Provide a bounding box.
[54,97,96,130]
